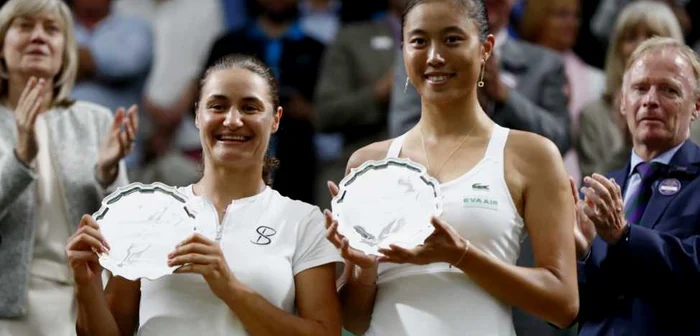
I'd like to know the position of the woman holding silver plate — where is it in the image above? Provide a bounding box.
[324,0,579,335]
[67,54,344,336]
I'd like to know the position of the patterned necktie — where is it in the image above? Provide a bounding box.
[625,162,666,224]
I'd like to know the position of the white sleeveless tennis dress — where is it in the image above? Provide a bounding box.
[365,125,525,336]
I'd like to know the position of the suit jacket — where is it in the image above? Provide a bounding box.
[577,140,700,336]
[388,37,571,154]
[387,38,573,336]
[312,18,397,208]
[313,18,395,159]
[0,101,128,317]
[576,98,631,179]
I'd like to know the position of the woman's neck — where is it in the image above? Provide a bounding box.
[194,163,266,211]
[417,91,488,138]
[5,73,53,110]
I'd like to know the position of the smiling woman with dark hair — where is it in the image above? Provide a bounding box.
[324,0,579,335]
[67,54,344,336]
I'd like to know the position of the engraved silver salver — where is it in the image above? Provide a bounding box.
[331,158,443,256]
[93,182,199,280]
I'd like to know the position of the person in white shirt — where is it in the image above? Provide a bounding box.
[67,54,344,336]
[324,0,579,335]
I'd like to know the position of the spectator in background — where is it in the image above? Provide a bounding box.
[299,0,342,45]
[70,0,152,168]
[590,0,692,46]
[0,0,133,334]
[386,0,573,335]
[221,0,248,32]
[519,0,605,186]
[115,0,226,186]
[205,0,325,204]
[312,0,404,208]
[576,1,687,180]
[520,0,604,119]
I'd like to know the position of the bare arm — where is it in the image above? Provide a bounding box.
[452,133,579,328]
[336,262,378,334]
[330,142,392,334]
[71,216,141,336]
[168,230,342,336]
[220,264,341,336]
[76,276,141,336]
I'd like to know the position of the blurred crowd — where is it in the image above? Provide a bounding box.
[1,0,694,209]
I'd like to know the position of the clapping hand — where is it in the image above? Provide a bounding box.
[96,105,139,186]
[580,174,627,244]
[570,177,596,259]
[14,77,47,165]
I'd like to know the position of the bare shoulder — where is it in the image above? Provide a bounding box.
[346,139,394,175]
[505,130,566,180]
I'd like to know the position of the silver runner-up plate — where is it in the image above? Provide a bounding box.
[93,182,199,280]
[331,158,443,256]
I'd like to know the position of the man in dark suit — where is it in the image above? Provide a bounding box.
[575,36,700,335]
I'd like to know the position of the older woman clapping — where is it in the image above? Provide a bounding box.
[0,0,136,334]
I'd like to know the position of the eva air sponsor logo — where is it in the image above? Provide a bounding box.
[463,196,498,209]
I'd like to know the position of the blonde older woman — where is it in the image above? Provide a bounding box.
[0,0,136,335]
[575,1,685,180]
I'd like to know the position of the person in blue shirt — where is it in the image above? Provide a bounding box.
[70,0,153,168]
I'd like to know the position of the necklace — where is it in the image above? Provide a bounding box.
[418,123,474,178]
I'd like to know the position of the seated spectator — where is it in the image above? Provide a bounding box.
[70,0,153,168]
[519,0,605,186]
[114,0,225,186]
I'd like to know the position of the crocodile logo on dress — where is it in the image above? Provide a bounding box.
[472,183,489,190]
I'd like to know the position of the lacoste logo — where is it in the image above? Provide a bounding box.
[472,183,489,190]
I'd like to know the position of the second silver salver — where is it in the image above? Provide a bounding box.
[331,157,443,256]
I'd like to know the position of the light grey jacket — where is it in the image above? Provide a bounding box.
[0,101,127,318]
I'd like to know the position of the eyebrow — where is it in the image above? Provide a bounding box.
[407,26,466,36]
[241,96,264,104]
[205,94,229,101]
